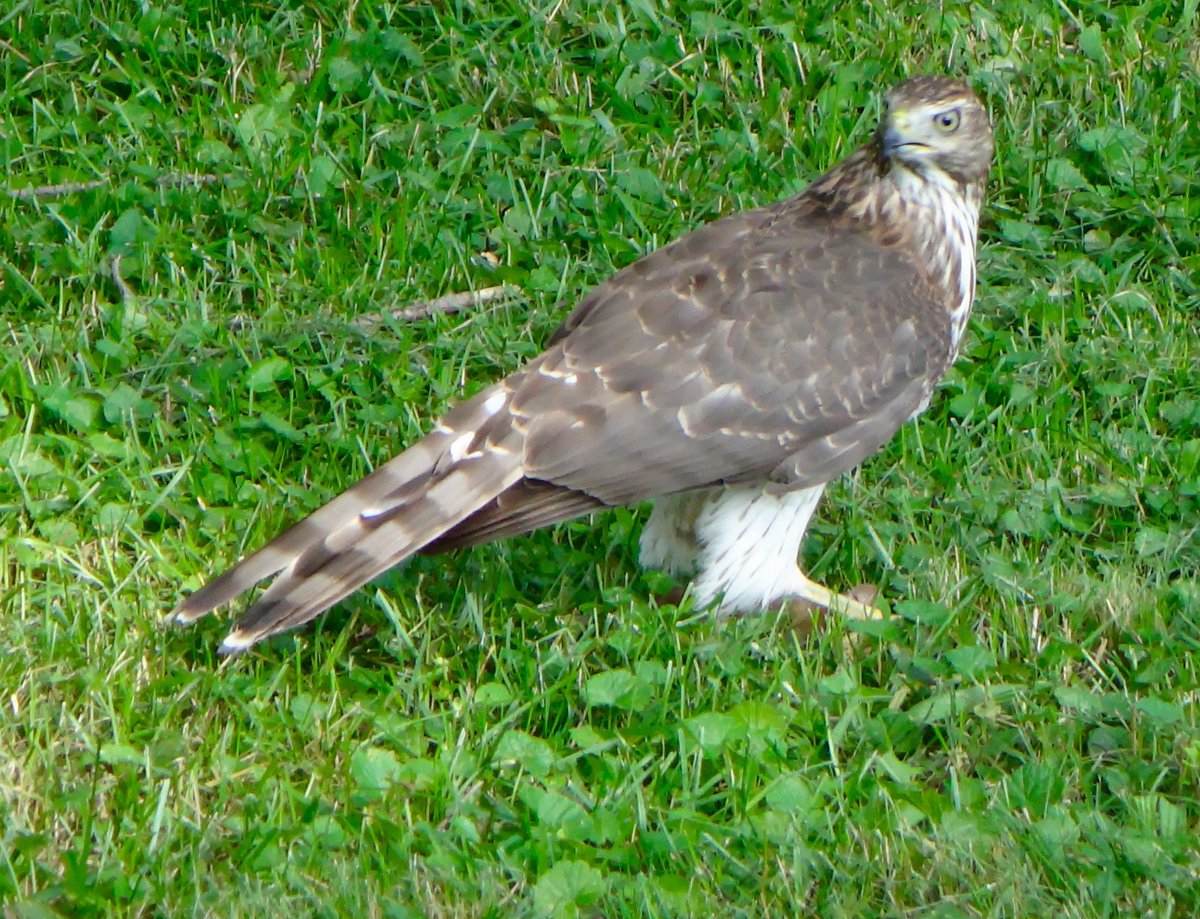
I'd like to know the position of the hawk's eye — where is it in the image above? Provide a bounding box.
[933,109,961,133]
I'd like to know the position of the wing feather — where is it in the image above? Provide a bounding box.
[511,206,949,506]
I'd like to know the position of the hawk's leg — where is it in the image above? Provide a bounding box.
[678,484,882,620]
[639,491,712,576]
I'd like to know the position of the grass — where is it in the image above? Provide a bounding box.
[1,0,1198,915]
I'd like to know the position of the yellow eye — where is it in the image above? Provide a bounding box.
[934,109,961,133]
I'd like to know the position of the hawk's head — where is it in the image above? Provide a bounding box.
[877,76,993,189]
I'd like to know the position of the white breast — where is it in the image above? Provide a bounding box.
[889,167,980,356]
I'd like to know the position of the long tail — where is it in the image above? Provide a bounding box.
[170,384,526,653]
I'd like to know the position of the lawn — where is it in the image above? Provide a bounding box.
[2,1,1198,915]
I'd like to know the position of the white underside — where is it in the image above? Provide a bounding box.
[639,484,827,615]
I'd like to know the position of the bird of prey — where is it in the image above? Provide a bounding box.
[171,75,994,654]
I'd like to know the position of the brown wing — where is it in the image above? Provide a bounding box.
[432,201,951,550]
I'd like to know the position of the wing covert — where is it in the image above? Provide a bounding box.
[512,205,952,505]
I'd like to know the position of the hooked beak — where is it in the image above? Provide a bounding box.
[880,110,931,157]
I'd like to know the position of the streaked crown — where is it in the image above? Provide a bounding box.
[877,76,993,188]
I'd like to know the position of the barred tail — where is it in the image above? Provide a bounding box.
[169,384,523,652]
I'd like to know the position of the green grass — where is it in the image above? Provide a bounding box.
[2,0,1199,915]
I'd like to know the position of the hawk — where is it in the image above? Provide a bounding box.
[171,75,994,653]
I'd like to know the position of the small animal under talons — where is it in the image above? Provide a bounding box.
[657,577,881,628]
[651,584,689,609]
[784,582,882,642]
[792,576,884,621]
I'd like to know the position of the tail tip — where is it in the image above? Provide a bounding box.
[166,599,204,627]
[218,629,257,656]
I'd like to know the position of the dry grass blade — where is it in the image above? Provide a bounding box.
[4,172,220,200]
[352,284,524,329]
